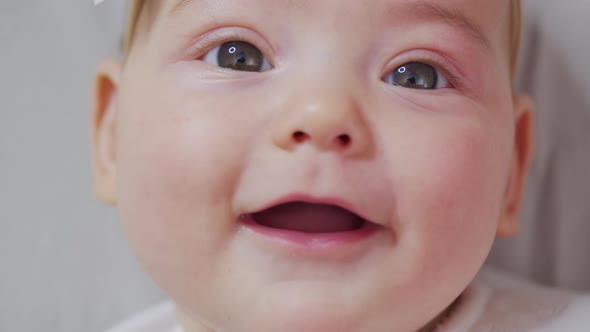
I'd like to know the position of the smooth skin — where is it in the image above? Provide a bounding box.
[92,0,533,331]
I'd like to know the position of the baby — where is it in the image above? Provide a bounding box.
[91,0,590,331]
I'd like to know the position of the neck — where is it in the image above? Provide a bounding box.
[417,298,459,332]
[176,298,459,332]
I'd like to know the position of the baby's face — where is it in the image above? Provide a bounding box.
[93,0,532,331]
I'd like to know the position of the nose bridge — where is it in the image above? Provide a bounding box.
[270,76,374,158]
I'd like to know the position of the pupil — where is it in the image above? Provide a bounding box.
[218,41,264,72]
[392,62,437,89]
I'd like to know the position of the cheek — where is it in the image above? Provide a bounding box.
[114,78,259,291]
[410,131,501,259]
[381,107,512,283]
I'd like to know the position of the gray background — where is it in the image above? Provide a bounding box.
[0,1,588,331]
[0,1,164,331]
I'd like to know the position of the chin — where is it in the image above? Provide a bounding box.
[245,307,362,332]
[229,286,400,332]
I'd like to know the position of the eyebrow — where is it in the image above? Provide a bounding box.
[396,2,491,50]
[171,0,198,15]
[169,0,491,50]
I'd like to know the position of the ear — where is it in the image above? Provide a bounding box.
[91,58,123,205]
[496,94,535,237]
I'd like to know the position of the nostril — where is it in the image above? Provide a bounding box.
[293,131,309,143]
[291,131,351,147]
[337,134,351,146]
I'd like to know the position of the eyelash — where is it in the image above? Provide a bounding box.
[385,53,462,90]
[187,30,275,66]
[186,30,463,89]
[188,32,243,59]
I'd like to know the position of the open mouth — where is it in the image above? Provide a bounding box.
[249,201,367,234]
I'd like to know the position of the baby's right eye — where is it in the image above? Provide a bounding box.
[202,41,273,72]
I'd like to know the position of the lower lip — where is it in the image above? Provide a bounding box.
[239,214,383,251]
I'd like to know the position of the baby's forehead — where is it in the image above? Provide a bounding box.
[139,0,509,28]
[126,0,519,76]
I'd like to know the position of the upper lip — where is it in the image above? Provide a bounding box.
[246,192,386,228]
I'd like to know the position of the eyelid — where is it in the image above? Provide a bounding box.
[186,28,275,65]
[383,50,463,90]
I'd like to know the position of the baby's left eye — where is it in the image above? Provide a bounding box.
[383,62,450,90]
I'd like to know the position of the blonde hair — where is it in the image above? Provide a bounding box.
[509,0,522,78]
[123,0,143,54]
[123,0,522,78]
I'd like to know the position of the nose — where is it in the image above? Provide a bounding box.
[271,88,374,158]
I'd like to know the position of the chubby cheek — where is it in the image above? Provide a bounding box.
[114,76,258,297]
[382,106,512,292]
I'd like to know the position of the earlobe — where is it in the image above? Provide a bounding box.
[91,58,123,205]
[497,216,519,237]
[497,94,535,238]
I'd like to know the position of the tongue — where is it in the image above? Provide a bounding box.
[252,202,364,233]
